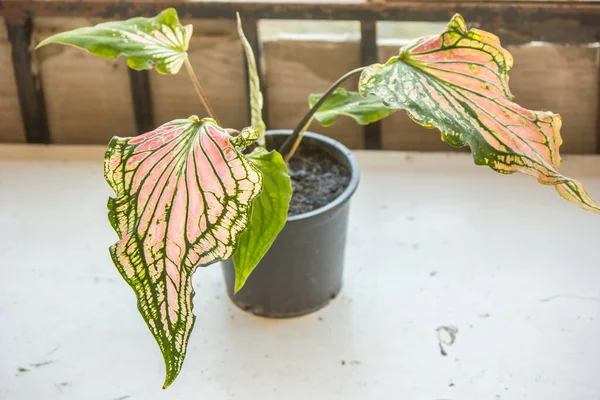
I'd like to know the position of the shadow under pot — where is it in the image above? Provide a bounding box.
[221,130,360,318]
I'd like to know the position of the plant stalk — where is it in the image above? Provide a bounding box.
[184,58,221,125]
[279,67,365,161]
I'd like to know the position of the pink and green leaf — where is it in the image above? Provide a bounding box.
[232,148,292,293]
[359,14,600,214]
[105,117,263,388]
[37,8,192,74]
[309,88,395,127]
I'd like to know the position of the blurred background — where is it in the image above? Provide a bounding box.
[1,0,598,153]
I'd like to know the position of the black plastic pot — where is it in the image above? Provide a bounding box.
[221,130,360,318]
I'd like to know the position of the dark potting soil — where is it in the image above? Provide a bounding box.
[286,146,351,216]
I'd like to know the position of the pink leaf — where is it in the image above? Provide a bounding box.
[359,14,600,214]
[104,117,262,387]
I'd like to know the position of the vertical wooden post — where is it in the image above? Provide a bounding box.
[360,20,382,150]
[128,69,154,134]
[6,17,50,143]
[596,32,600,153]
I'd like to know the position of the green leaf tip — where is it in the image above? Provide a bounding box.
[309,88,395,127]
[232,148,292,293]
[358,13,600,215]
[162,363,180,389]
[162,358,182,389]
[36,8,192,74]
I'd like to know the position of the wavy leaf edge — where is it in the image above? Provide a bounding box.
[37,8,192,74]
[358,13,600,214]
[105,116,264,388]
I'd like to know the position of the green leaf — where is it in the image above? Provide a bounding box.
[309,88,395,127]
[359,14,600,214]
[37,8,192,74]
[104,117,263,388]
[236,13,266,145]
[232,148,292,293]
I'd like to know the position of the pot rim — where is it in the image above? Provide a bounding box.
[265,129,360,222]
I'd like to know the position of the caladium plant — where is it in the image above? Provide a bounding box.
[37,8,599,388]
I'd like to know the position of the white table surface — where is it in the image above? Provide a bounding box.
[1,144,599,400]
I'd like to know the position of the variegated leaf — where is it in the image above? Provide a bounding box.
[359,14,600,214]
[232,148,292,292]
[236,13,266,145]
[37,8,191,74]
[231,126,260,149]
[309,88,395,127]
[105,117,263,388]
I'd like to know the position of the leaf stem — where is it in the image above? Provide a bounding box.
[279,67,365,161]
[184,58,221,125]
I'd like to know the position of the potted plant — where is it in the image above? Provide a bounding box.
[37,9,599,388]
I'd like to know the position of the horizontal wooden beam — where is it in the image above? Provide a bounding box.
[1,1,599,28]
